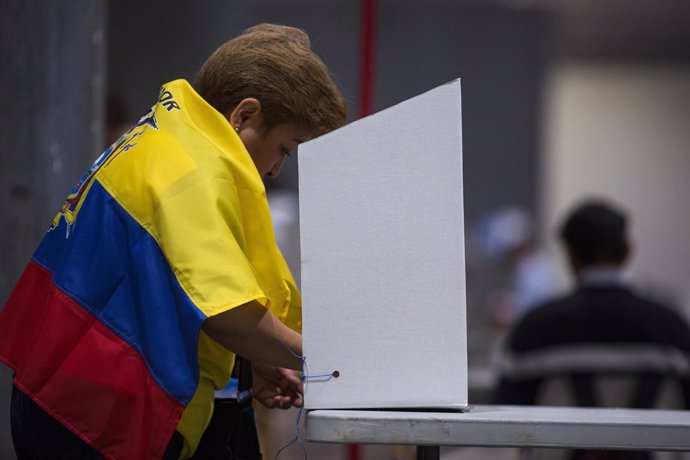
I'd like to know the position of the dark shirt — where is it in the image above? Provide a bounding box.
[495,284,690,407]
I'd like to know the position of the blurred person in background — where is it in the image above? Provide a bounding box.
[475,207,563,335]
[105,92,133,147]
[494,199,690,459]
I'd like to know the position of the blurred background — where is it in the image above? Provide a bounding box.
[1,0,689,459]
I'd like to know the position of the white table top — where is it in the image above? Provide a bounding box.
[306,405,690,451]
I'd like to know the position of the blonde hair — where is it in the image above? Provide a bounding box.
[193,24,347,136]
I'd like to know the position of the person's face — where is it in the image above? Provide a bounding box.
[239,122,310,178]
[228,98,311,178]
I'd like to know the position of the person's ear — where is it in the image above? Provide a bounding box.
[227,98,262,132]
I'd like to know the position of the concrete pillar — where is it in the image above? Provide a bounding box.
[0,1,106,457]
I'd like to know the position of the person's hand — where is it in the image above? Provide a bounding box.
[252,362,303,409]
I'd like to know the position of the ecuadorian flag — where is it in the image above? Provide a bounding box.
[0,80,301,459]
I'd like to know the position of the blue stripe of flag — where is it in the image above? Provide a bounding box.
[33,180,206,404]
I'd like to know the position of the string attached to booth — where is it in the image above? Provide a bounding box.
[274,339,339,460]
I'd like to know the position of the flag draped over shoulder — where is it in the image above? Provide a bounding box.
[0,80,301,459]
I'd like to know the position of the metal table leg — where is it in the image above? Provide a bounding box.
[417,445,440,460]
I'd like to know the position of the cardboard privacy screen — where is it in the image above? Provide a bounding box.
[298,80,467,410]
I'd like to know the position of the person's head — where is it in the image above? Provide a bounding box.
[193,24,347,178]
[241,23,311,48]
[559,199,630,274]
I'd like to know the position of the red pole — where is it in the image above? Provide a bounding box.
[348,444,361,460]
[348,2,376,459]
[358,0,377,118]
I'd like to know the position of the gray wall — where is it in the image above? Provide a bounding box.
[0,2,106,458]
[107,0,549,225]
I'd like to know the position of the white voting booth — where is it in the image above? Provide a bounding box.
[297,80,690,460]
[298,80,467,410]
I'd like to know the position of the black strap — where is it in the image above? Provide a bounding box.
[236,358,253,405]
[190,359,261,460]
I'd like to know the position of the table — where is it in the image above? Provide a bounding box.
[306,405,690,460]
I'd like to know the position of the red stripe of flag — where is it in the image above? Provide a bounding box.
[0,261,184,459]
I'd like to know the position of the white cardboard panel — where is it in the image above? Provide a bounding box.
[299,80,467,409]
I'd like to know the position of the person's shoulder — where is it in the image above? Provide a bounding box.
[629,289,688,323]
[506,292,577,349]
[519,292,577,325]
[625,288,690,348]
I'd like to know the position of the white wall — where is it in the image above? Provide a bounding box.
[542,62,690,314]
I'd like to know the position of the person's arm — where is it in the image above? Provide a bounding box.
[202,300,303,370]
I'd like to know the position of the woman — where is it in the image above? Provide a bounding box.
[0,24,346,459]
